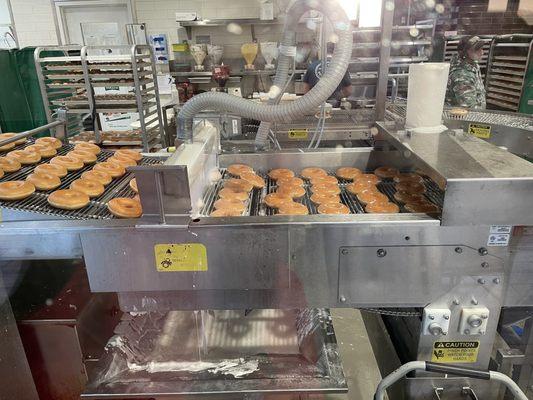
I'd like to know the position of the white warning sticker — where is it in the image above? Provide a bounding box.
[490,225,512,234]
[487,233,510,247]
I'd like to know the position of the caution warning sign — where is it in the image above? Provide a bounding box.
[288,129,308,140]
[468,123,491,139]
[154,243,208,272]
[431,341,480,363]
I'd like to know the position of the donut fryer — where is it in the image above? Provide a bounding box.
[1,117,533,399]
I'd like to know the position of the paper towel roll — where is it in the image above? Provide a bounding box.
[405,63,450,133]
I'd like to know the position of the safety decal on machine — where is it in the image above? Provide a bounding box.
[487,225,512,247]
[431,341,480,363]
[154,243,208,272]
[288,129,308,140]
[468,123,491,139]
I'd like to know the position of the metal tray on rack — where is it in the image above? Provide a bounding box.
[486,98,516,110]
[487,92,520,104]
[491,62,526,69]
[493,55,528,62]
[490,68,525,76]
[47,82,86,89]
[488,80,522,91]
[45,64,84,71]
[489,74,524,83]
[91,79,150,87]
[487,86,520,97]
[88,72,134,79]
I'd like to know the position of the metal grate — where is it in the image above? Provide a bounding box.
[200,169,444,217]
[387,103,532,130]
[0,140,161,220]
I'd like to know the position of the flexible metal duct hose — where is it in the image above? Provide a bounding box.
[177,0,352,144]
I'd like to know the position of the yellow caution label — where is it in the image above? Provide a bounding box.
[154,243,208,272]
[432,341,480,363]
[288,129,308,140]
[468,123,491,139]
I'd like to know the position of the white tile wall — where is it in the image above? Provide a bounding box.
[8,0,315,59]
[10,0,58,47]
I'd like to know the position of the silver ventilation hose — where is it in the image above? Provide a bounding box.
[177,0,352,144]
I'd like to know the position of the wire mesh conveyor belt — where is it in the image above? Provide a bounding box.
[385,103,533,130]
[200,170,444,217]
[0,140,162,220]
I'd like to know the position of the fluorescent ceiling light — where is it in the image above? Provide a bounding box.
[359,0,383,27]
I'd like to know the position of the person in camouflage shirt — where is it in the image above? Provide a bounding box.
[446,35,486,109]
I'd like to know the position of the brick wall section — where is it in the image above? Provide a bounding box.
[438,0,531,35]
[10,0,58,47]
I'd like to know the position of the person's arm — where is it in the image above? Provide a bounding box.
[340,71,352,98]
[302,68,312,94]
[450,71,479,108]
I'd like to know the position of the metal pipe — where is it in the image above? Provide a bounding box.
[375,0,395,121]
[0,120,65,147]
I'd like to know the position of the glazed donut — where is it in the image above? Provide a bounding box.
[310,175,338,185]
[312,183,340,195]
[366,201,400,214]
[35,137,62,149]
[268,168,295,181]
[35,163,68,178]
[129,177,138,193]
[356,174,381,185]
[318,203,350,215]
[82,170,112,186]
[240,172,265,189]
[227,163,254,177]
[224,178,253,193]
[213,198,246,213]
[393,191,426,204]
[0,133,26,145]
[357,189,389,205]
[210,208,243,217]
[93,161,126,178]
[218,187,248,201]
[107,197,143,218]
[68,150,97,164]
[50,155,84,171]
[74,142,100,155]
[336,167,362,181]
[449,107,468,117]
[374,166,400,179]
[8,149,41,164]
[277,184,306,199]
[26,172,61,191]
[396,181,426,194]
[26,144,57,158]
[48,189,90,210]
[393,173,424,184]
[0,181,35,200]
[264,192,293,208]
[70,178,105,198]
[115,149,141,161]
[277,176,304,187]
[346,181,376,195]
[108,154,136,168]
[0,156,21,173]
[310,192,340,205]
[277,202,309,215]
[0,140,15,152]
[301,167,328,179]
[405,202,440,213]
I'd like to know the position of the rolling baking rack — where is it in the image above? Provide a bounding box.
[34,45,165,152]
[485,34,533,112]
[0,139,161,220]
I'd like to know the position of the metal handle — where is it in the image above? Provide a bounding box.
[0,119,66,148]
[374,361,529,400]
